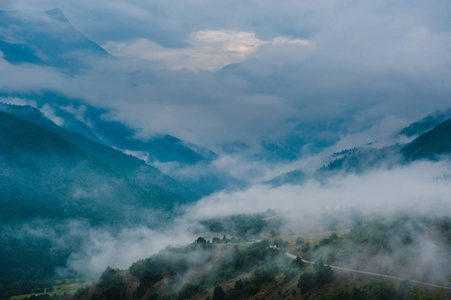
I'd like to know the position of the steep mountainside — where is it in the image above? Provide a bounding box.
[0,7,216,167]
[0,103,199,200]
[265,169,306,187]
[326,117,451,172]
[267,116,451,185]
[314,145,403,179]
[402,119,451,161]
[0,111,192,225]
[399,108,451,137]
[0,101,238,196]
[0,96,215,166]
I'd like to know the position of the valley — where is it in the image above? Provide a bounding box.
[1,2,451,300]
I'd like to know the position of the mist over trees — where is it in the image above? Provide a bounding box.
[1,2,451,300]
[66,212,451,300]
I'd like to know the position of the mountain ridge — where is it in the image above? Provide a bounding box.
[266,111,451,186]
[0,103,199,200]
[0,8,111,68]
[0,110,198,225]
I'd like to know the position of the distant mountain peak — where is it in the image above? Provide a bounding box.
[0,8,111,68]
[45,8,69,23]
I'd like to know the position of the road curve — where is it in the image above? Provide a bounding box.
[285,252,451,290]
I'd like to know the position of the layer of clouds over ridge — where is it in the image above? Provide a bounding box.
[0,0,450,154]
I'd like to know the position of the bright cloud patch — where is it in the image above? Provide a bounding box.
[104,30,315,71]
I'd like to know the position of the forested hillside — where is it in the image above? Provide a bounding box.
[0,103,198,201]
[268,115,451,186]
[0,111,193,224]
[402,119,451,161]
[0,110,201,299]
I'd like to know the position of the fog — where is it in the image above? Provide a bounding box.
[188,161,451,219]
[13,159,449,281]
[1,0,451,291]
[310,213,451,284]
[2,0,451,152]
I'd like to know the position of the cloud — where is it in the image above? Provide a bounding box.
[186,161,451,219]
[17,159,451,280]
[65,225,196,277]
[104,31,314,71]
[40,103,65,126]
[60,104,93,128]
[0,96,37,107]
[16,219,197,278]
[0,57,67,92]
[1,1,451,158]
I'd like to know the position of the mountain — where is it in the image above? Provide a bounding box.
[0,7,215,165]
[0,92,216,165]
[0,8,110,68]
[402,119,451,161]
[264,143,405,186]
[0,103,199,200]
[0,40,44,64]
[0,110,203,298]
[259,118,346,163]
[0,111,196,225]
[313,145,402,179]
[218,59,347,162]
[266,115,451,185]
[399,108,451,138]
[265,169,306,187]
[0,100,237,196]
[0,110,234,298]
[0,7,226,195]
[328,111,451,171]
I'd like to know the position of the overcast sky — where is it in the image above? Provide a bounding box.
[1,0,451,151]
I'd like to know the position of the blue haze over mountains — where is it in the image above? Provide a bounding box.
[0,8,110,68]
[2,6,451,186]
[267,108,451,186]
[1,4,451,297]
[0,7,332,195]
[1,7,451,192]
[0,8,240,194]
[0,8,213,162]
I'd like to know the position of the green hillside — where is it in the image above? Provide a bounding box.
[0,111,199,298]
[0,111,189,225]
[268,117,451,186]
[0,104,199,201]
[402,119,451,161]
[315,145,402,179]
[399,109,451,137]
